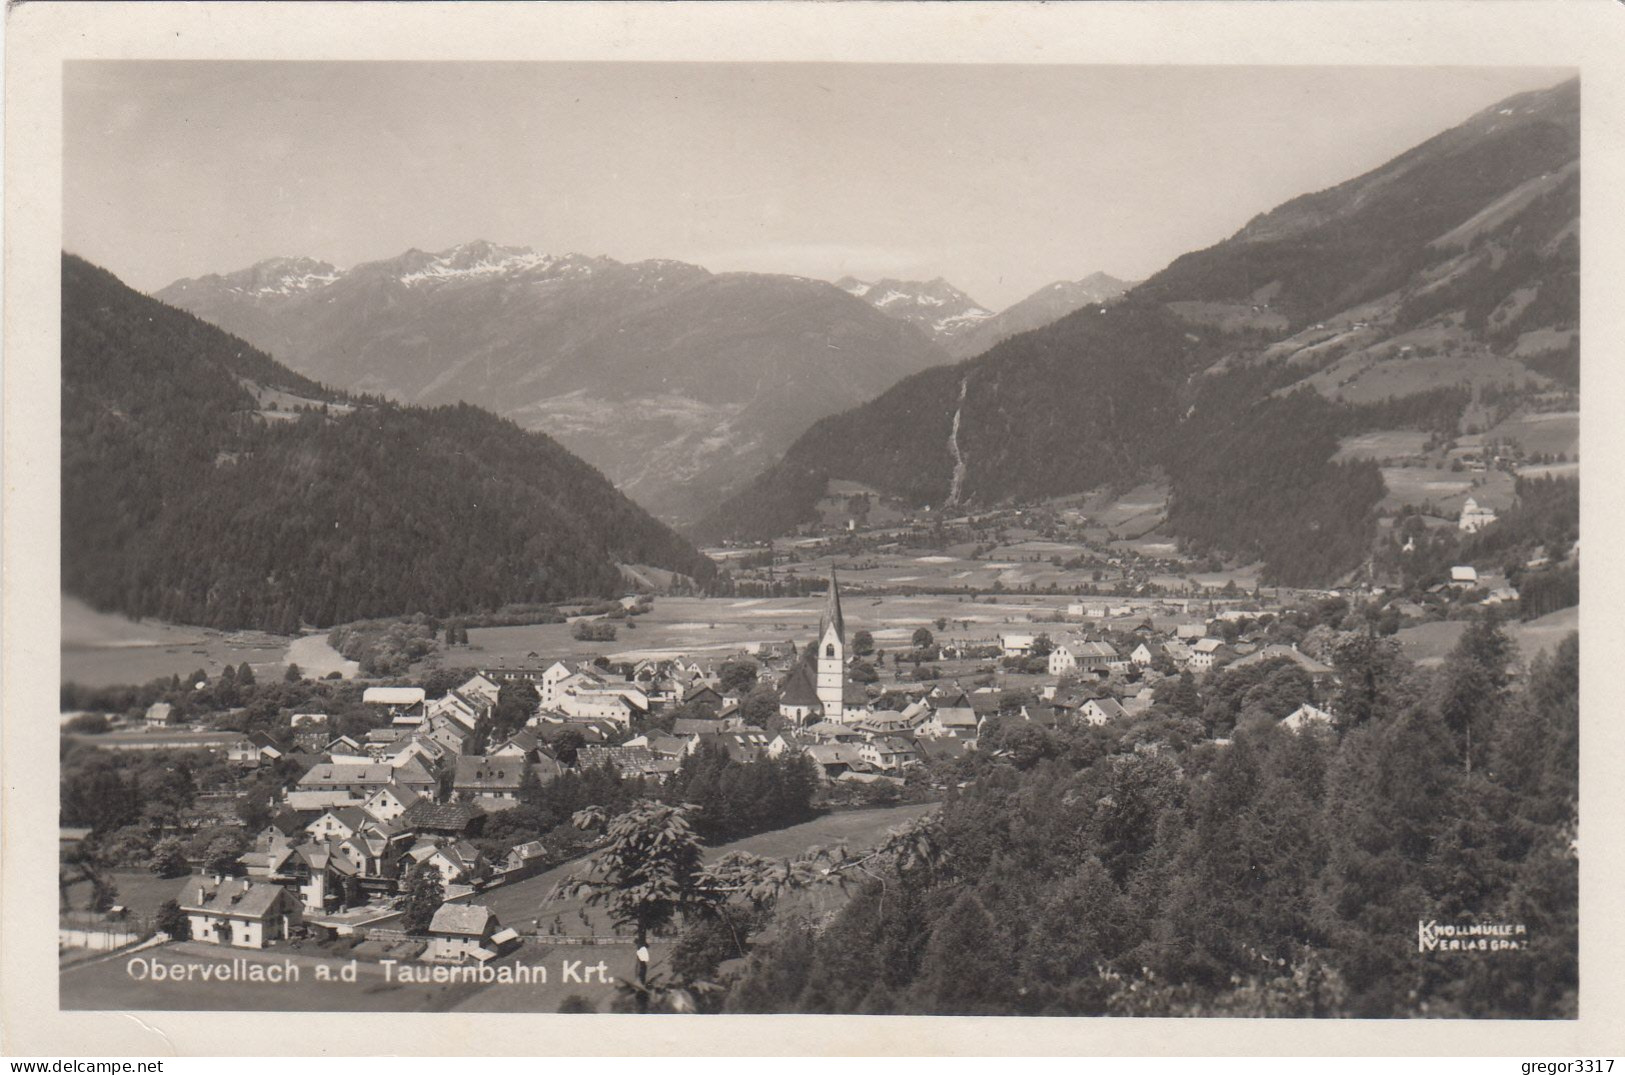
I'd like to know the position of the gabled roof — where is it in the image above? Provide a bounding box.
[178,876,293,918]
[429,902,497,938]
[363,687,426,706]
[298,763,397,787]
[777,662,821,707]
[454,756,527,790]
[1228,645,1335,676]
[401,799,483,832]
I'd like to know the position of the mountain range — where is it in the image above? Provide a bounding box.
[63,253,715,633]
[696,78,1579,586]
[157,245,952,524]
[157,244,1138,525]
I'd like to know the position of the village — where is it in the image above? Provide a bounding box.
[57,498,1550,1009]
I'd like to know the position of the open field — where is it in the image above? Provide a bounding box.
[1334,430,1433,462]
[1378,466,1515,513]
[1394,606,1577,666]
[61,869,195,920]
[450,593,1214,674]
[61,595,342,688]
[1484,409,1578,458]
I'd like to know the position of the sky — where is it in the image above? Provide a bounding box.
[65,62,1573,310]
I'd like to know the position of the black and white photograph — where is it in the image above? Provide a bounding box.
[4,0,1620,1058]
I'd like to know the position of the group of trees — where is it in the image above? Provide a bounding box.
[664,743,821,843]
[714,618,1576,1018]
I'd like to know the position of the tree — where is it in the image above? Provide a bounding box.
[203,835,245,878]
[148,836,189,879]
[283,663,303,683]
[1031,633,1055,658]
[155,898,190,940]
[851,630,876,657]
[236,662,256,686]
[739,684,781,728]
[718,659,760,694]
[400,862,445,934]
[551,728,586,767]
[556,801,723,1012]
[912,627,935,649]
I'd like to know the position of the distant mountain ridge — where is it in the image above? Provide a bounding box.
[833,275,994,350]
[697,78,1579,588]
[944,272,1137,359]
[158,243,951,524]
[64,253,715,633]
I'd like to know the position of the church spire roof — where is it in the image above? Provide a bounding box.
[819,566,845,644]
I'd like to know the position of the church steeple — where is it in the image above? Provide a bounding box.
[815,567,847,722]
[818,566,845,646]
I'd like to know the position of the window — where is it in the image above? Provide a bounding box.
[825,644,834,658]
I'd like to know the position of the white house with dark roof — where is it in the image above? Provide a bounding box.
[425,903,507,963]
[179,876,302,948]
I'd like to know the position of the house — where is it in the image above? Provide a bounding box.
[178,876,302,948]
[425,903,504,963]
[144,702,174,728]
[1227,645,1337,687]
[915,737,973,766]
[559,688,645,725]
[803,743,864,782]
[1459,497,1497,533]
[575,745,672,781]
[490,729,542,761]
[363,687,427,725]
[456,673,503,708]
[403,798,484,844]
[858,737,920,772]
[227,731,284,766]
[1079,697,1128,726]
[1280,703,1335,732]
[403,838,490,889]
[361,784,422,825]
[1049,637,1118,676]
[1175,624,1206,641]
[1130,642,1163,668]
[918,697,979,740]
[295,762,402,805]
[426,691,485,734]
[1450,565,1480,588]
[695,730,772,763]
[999,632,1038,657]
[1187,638,1230,673]
[306,806,373,843]
[453,756,528,801]
[426,718,475,757]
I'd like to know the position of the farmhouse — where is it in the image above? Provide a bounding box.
[178,877,302,949]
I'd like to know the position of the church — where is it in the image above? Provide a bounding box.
[777,568,870,726]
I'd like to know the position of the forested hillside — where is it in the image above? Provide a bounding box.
[696,79,1579,588]
[723,623,1577,1018]
[62,254,715,632]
